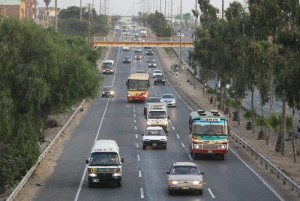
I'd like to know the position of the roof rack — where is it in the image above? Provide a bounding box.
[210,110,220,116]
[197,110,206,115]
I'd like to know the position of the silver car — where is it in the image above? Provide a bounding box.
[167,162,204,195]
[161,94,176,107]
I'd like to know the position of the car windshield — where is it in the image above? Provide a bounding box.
[171,166,200,175]
[148,111,166,118]
[103,63,113,68]
[145,129,165,136]
[162,95,174,99]
[154,70,161,73]
[192,124,227,136]
[128,80,149,90]
[103,87,112,91]
[89,152,120,166]
[147,97,161,102]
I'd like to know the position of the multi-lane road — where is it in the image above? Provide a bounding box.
[33,31,288,201]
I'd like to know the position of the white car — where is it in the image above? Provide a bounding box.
[122,46,130,51]
[152,70,163,78]
[167,162,204,195]
[161,94,176,107]
[141,126,167,149]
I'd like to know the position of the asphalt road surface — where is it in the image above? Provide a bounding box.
[33,32,287,201]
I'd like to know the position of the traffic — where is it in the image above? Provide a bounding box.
[32,24,285,201]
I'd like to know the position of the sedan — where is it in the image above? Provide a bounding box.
[167,162,204,195]
[147,60,157,68]
[161,94,176,107]
[122,56,131,63]
[145,50,154,55]
[134,54,142,60]
[101,86,114,98]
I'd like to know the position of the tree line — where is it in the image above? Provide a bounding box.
[0,17,101,193]
[191,0,300,159]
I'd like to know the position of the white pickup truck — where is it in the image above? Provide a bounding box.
[142,126,167,149]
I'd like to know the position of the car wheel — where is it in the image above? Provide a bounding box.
[191,152,197,160]
[163,82,165,85]
[163,145,167,149]
[142,145,146,150]
[220,154,225,160]
[154,82,156,85]
[144,108,146,115]
[117,182,121,187]
[198,189,203,195]
[168,189,173,195]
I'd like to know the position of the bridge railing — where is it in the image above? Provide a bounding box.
[91,37,193,43]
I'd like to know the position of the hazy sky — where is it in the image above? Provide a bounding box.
[44,0,245,16]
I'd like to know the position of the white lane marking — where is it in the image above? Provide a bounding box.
[133,109,135,113]
[181,143,185,148]
[133,105,135,108]
[139,171,142,177]
[135,134,138,138]
[140,188,144,198]
[172,126,175,130]
[137,154,140,161]
[188,154,192,161]
[230,148,285,201]
[134,113,136,117]
[134,119,136,123]
[176,134,180,138]
[208,188,215,198]
[135,126,137,131]
[136,143,139,148]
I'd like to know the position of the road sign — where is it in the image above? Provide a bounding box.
[183,13,191,20]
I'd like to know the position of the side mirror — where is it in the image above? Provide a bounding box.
[121,158,125,163]
[86,159,89,164]
[168,116,170,119]
[201,172,204,175]
[141,133,144,136]
[166,171,170,174]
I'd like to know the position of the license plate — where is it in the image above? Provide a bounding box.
[182,187,189,190]
[93,179,99,182]
[152,143,157,146]
[208,150,212,153]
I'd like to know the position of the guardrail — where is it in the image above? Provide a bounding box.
[6,100,86,201]
[171,47,300,197]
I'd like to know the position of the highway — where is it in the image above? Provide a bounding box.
[33,31,285,201]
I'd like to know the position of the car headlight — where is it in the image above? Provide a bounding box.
[192,181,201,185]
[169,180,178,185]
[194,144,201,149]
[112,172,121,177]
[110,91,114,94]
[89,173,97,177]
[147,121,152,125]
[160,139,166,142]
[164,121,168,125]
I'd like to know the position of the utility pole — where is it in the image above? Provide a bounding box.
[160,0,161,13]
[55,0,58,31]
[88,4,91,44]
[80,0,82,21]
[99,0,101,15]
[164,0,166,16]
[179,0,182,73]
[222,0,224,19]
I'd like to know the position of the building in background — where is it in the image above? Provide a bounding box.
[0,0,36,20]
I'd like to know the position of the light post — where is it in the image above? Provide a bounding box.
[178,0,182,73]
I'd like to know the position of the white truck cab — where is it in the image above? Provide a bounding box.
[86,140,124,187]
[146,102,169,133]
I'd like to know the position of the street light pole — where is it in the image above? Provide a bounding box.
[179,0,182,73]
[55,0,58,31]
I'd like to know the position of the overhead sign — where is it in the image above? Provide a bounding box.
[183,13,191,20]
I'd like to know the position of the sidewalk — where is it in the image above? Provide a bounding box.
[156,47,300,189]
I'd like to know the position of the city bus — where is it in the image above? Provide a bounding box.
[126,73,150,102]
[188,110,229,160]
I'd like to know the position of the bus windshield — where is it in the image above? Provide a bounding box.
[128,80,149,91]
[89,152,120,166]
[192,124,227,136]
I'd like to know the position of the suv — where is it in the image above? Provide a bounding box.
[102,60,115,74]
[141,126,167,149]
[154,75,165,85]
[101,86,114,98]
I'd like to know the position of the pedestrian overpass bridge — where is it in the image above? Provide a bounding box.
[90,37,194,48]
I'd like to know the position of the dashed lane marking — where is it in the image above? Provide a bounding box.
[176,134,180,138]
[208,188,215,198]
